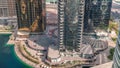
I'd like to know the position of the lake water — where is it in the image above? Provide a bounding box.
[0,34,32,68]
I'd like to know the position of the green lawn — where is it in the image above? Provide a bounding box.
[108,48,115,60]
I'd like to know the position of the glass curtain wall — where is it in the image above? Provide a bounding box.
[58,0,85,51]
[16,0,46,32]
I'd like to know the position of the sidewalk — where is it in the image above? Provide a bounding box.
[91,61,113,68]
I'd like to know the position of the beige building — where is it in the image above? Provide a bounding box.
[0,0,16,17]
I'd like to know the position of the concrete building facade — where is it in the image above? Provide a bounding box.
[0,0,16,17]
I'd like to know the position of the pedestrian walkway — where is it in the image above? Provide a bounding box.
[91,61,113,68]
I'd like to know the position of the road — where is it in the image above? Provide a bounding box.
[95,53,108,65]
[95,46,112,65]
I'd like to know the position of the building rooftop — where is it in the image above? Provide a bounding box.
[48,45,60,58]
[17,31,30,35]
[27,34,57,50]
[80,45,93,55]
[29,35,51,46]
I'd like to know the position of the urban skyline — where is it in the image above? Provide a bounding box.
[0,0,119,68]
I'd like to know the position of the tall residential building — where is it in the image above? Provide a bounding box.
[83,0,112,31]
[15,0,46,33]
[84,0,92,32]
[90,0,112,27]
[58,0,112,51]
[0,0,16,17]
[58,0,85,51]
[113,25,120,68]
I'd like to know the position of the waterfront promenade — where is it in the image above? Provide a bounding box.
[14,40,51,68]
[7,39,15,45]
[0,31,12,34]
[14,41,39,68]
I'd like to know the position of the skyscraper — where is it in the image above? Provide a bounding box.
[83,0,112,31]
[15,0,46,33]
[113,25,120,68]
[90,0,112,27]
[58,0,85,51]
[58,0,112,52]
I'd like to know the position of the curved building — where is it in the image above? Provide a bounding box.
[58,0,85,51]
[15,0,46,33]
[113,32,120,68]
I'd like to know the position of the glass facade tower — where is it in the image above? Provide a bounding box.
[113,39,120,68]
[84,0,112,31]
[15,0,46,32]
[113,23,120,68]
[58,0,85,51]
[90,0,112,27]
[84,0,92,32]
[58,0,112,52]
